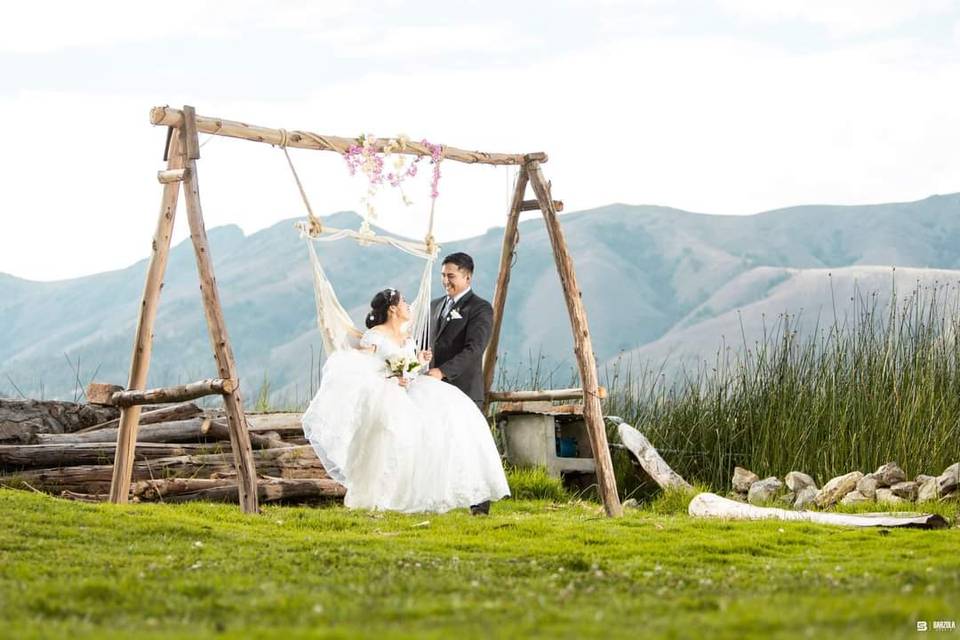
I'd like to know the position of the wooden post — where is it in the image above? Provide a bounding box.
[179,107,260,514]
[108,132,184,504]
[482,167,529,411]
[526,161,623,518]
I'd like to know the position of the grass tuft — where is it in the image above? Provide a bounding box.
[505,466,569,502]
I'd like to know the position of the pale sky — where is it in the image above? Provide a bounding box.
[2,0,959,281]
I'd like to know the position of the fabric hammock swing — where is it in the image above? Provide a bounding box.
[278,135,441,357]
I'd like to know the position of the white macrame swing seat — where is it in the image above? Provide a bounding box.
[281,139,440,357]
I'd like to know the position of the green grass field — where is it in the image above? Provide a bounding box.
[2,487,958,639]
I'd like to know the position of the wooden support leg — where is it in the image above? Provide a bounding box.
[526,161,623,518]
[179,110,259,514]
[108,132,184,504]
[482,167,529,412]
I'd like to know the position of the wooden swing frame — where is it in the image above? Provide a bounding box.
[108,105,622,517]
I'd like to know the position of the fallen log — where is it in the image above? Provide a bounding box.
[246,413,307,437]
[0,399,119,443]
[0,445,326,495]
[689,492,948,529]
[73,402,202,434]
[32,417,281,449]
[130,477,344,503]
[0,442,230,469]
[610,417,691,490]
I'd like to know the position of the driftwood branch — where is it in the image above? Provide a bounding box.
[613,419,691,490]
[0,442,228,469]
[33,417,281,450]
[3,445,325,495]
[131,477,344,503]
[689,493,948,529]
[74,402,201,434]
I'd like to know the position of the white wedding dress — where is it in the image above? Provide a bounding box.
[301,329,511,513]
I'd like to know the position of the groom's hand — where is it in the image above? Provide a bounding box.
[426,368,443,380]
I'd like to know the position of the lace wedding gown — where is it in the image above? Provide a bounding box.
[301,329,511,513]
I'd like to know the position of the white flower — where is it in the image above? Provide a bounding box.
[449,309,463,320]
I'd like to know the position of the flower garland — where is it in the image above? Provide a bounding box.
[343,134,443,221]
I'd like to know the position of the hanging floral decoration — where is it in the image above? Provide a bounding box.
[343,134,443,222]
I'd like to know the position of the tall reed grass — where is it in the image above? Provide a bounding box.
[602,280,960,489]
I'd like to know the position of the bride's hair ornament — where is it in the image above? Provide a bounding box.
[365,288,401,328]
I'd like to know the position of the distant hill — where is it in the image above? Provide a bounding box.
[2,193,958,404]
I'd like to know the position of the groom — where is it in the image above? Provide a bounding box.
[426,252,495,515]
[427,252,493,407]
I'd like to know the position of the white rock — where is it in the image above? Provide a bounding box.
[785,471,817,492]
[917,477,940,502]
[748,477,783,505]
[938,463,959,496]
[732,467,759,493]
[915,474,935,486]
[890,481,918,501]
[622,498,639,510]
[840,491,869,505]
[815,471,864,508]
[794,486,818,509]
[875,488,903,504]
[873,462,907,488]
[856,475,878,500]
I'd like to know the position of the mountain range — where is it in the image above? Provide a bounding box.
[2,193,958,404]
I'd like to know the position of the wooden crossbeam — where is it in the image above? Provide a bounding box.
[487,387,607,403]
[150,106,546,166]
[519,199,563,212]
[157,168,189,184]
[89,379,236,407]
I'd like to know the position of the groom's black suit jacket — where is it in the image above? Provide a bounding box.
[430,290,493,405]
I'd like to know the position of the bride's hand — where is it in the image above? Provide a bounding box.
[418,349,432,364]
[396,377,410,388]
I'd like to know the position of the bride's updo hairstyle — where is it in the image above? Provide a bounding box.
[365,288,401,329]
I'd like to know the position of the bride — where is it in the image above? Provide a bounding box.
[301,287,511,514]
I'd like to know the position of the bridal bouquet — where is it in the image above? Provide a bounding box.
[385,355,422,380]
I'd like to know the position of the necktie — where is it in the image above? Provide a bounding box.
[439,296,454,321]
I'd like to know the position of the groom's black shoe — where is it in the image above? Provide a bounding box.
[470,501,491,516]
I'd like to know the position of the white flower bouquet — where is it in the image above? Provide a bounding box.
[385,355,422,380]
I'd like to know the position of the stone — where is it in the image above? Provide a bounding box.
[840,491,868,505]
[794,486,818,509]
[622,498,639,510]
[856,475,878,500]
[732,467,759,493]
[873,462,907,488]
[748,477,783,505]
[917,477,940,502]
[779,491,796,505]
[785,471,817,492]
[938,463,959,496]
[915,474,935,486]
[815,471,864,508]
[875,488,903,504]
[890,481,918,501]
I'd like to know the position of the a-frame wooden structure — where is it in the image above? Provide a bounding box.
[108,105,622,517]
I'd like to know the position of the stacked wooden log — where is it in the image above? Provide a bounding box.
[0,399,344,505]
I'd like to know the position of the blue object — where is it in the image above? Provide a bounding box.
[556,436,578,458]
